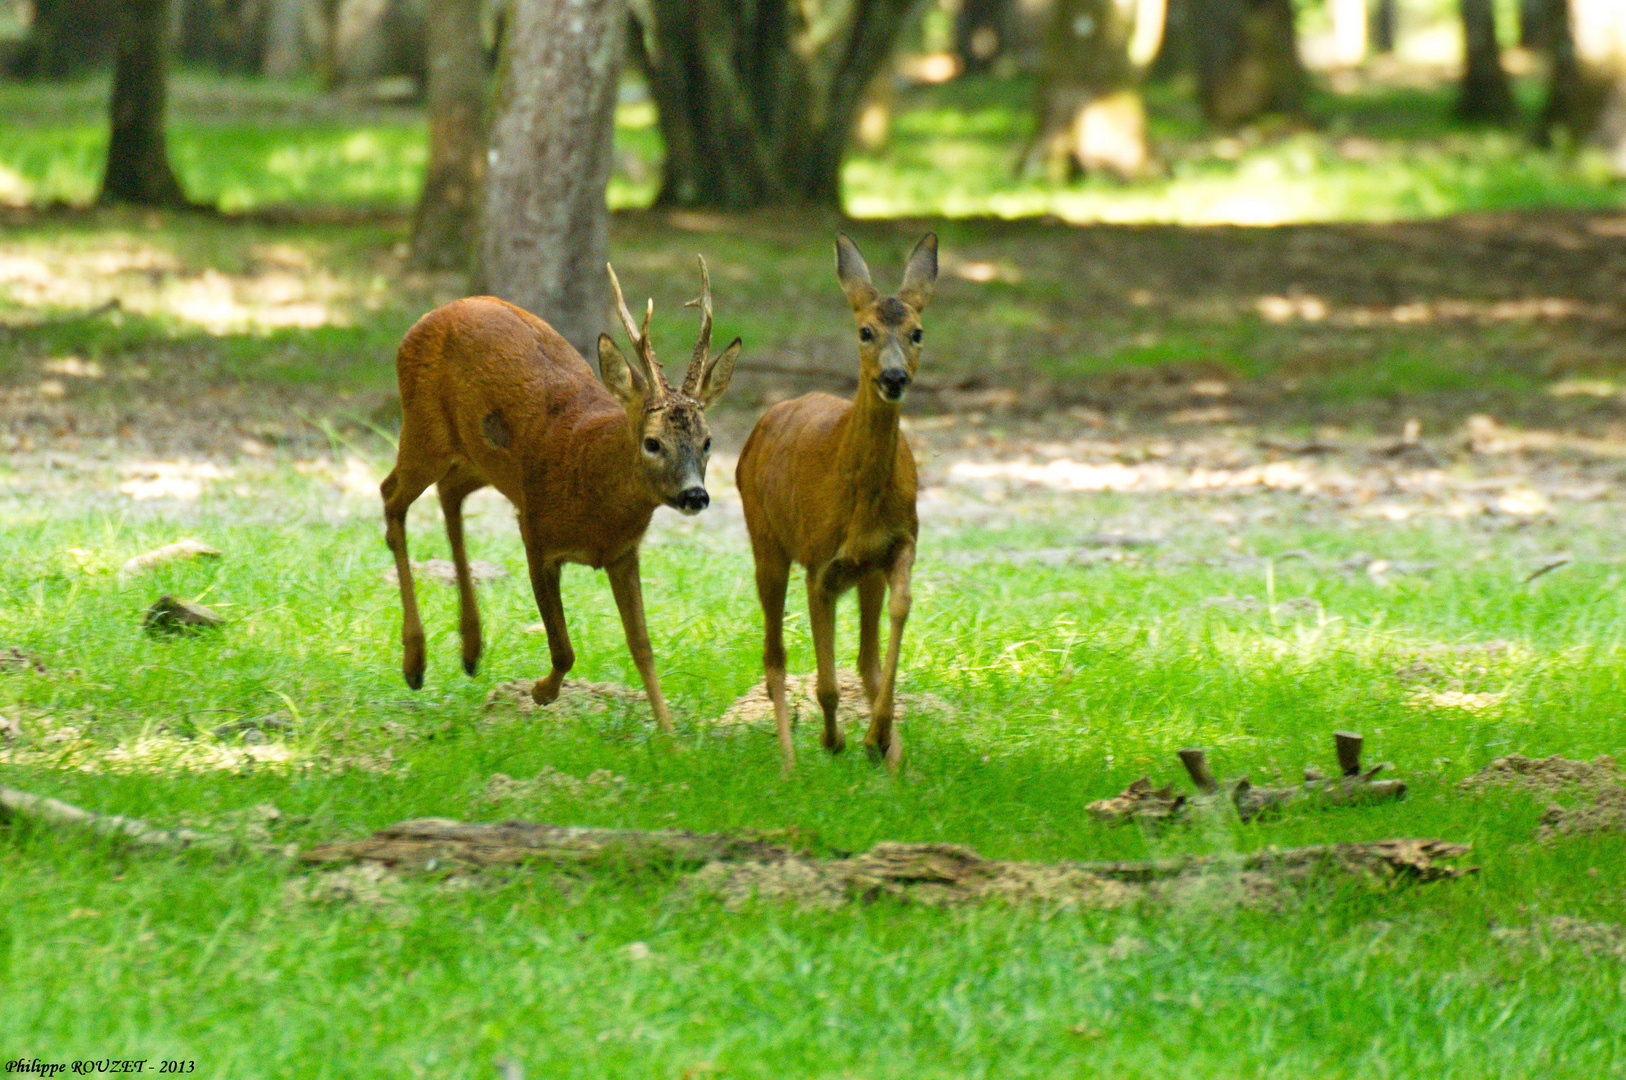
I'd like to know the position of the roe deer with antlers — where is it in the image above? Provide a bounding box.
[381,257,740,731]
[736,233,937,770]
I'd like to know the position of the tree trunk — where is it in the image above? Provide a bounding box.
[411,0,487,269]
[956,0,1013,74]
[101,0,189,206]
[1538,0,1626,173]
[1369,0,1394,51]
[21,0,119,76]
[632,0,917,210]
[1189,0,1306,127]
[471,0,622,358]
[1519,0,1548,48]
[1458,0,1516,123]
[261,0,309,74]
[1025,0,1161,180]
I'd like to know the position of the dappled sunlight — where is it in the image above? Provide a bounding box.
[118,459,230,501]
[0,236,360,332]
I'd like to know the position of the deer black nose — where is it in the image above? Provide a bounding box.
[878,369,911,398]
[678,486,709,512]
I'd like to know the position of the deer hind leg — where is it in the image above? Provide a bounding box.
[857,570,886,707]
[606,550,674,734]
[806,570,846,756]
[437,463,490,676]
[381,456,446,691]
[754,549,795,771]
[524,551,574,708]
[865,542,915,770]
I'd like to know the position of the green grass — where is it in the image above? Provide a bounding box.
[2,460,1625,1076]
[1,68,1623,223]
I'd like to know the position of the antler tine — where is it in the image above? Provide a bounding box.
[605,262,664,396]
[641,296,669,391]
[682,254,713,396]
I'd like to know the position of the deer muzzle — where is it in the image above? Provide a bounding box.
[673,486,710,515]
[876,365,911,402]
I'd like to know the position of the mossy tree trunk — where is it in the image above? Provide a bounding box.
[1370,0,1395,52]
[1025,0,1163,180]
[411,0,488,269]
[1458,0,1516,123]
[101,0,190,206]
[630,0,918,210]
[1538,0,1626,173]
[1188,0,1306,127]
[472,0,622,357]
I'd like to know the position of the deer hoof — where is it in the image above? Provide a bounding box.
[531,677,561,706]
[463,656,479,677]
[404,668,424,690]
[865,735,902,770]
[822,728,846,754]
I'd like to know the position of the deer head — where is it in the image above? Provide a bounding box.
[835,233,938,405]
[599,256,741,515]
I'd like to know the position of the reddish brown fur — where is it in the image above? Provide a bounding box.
[382,262,737,730]
[736,233,938,770]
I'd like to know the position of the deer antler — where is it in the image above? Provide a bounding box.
[606,262,668,398]
[682,255,714,398]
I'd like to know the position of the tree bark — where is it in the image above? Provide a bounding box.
[956,0,1013,74]
[1025,0,1162,180]
[101,0,190,207]
[1458,0,1516,123]
[411,0,488,269]
[1188,0,1306,127]
[472,0,622,358]
[632,0,918,210]
[1538,0,1626,172]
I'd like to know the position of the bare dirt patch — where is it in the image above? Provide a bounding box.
[714,669,955,732]
[1459,753,1626,842]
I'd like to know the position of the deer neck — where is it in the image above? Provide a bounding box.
[839,383,901,499]
[579,408,663,515]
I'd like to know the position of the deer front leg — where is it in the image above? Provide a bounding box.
[381,466,435,690]
[857,570,886,707]
[606,550,674,733]
[754,551,796,772]
[866,541,915,770]
[526,557,574,707]
[806,569,845,756]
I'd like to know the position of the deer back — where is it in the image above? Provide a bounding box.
[396,296,658,564]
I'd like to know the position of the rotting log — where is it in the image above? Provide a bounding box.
[300,818,813,871]
[296,817,1474,910]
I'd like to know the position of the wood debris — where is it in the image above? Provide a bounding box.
[120,539,222,575]
[143,595,225,634]
[1087,733,1408,825]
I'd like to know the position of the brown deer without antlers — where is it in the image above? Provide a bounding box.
[736,232,937,770]
[380,258,739,731]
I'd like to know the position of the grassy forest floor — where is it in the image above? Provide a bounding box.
[2,70,1626,1077]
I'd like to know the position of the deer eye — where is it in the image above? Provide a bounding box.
[702,437,712,453]
[859,327,874,343]
[643,437,661,455]
[911,328,923,344]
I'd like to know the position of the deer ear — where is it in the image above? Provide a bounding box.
[698,337,741,408]
[835,233,879,312]
[898,233,938,313]
[598,333,646,410]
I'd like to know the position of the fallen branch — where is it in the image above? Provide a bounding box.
[0,785,233,852]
